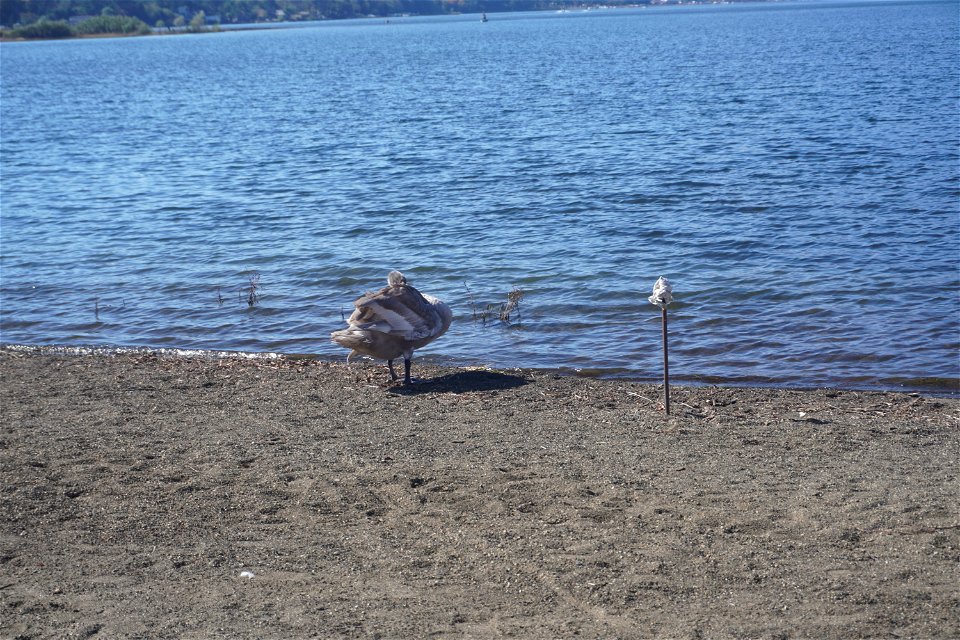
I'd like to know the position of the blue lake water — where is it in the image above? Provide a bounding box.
[1,0,958,391]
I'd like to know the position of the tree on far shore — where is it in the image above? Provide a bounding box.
[1,0,668,30]
[188,10,206,31]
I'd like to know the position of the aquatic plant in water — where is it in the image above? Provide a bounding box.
[465,282,526,327]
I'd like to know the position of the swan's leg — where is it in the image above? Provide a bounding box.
[387,359,399,381]
[404,357,412,385]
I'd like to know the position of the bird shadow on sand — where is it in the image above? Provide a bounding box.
[389,370,529,396]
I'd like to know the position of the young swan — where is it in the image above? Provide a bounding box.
[331,271,453,384]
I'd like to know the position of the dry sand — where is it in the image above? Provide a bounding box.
[1,350,958,639]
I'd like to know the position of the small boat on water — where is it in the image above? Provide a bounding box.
[481,13,488,22]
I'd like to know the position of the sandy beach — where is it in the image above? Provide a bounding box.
[1,349,958,638]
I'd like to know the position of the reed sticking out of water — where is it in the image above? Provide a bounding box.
[239,272,262,307]
[92,296,125,320]
[464,282,526,327]
[464,282,482,323]
[500,287,525,324]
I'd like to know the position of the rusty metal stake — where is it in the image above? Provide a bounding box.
[662,306,670,415]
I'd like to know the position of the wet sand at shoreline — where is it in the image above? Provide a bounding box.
[1,350,958,638]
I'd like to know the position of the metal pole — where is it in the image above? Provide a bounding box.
[662,307,670,415]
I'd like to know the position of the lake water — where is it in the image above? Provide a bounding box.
[1,0,958,391]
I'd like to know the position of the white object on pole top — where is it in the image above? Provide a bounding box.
[648,276,673,309]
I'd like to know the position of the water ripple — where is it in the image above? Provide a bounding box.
[1,0,958,393]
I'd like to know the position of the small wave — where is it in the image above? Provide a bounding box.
[883,376,960,394]
[661,180,724,189]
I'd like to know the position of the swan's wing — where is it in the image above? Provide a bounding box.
[349,285,443,340]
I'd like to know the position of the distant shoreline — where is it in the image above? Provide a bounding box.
[0,1,776,43]
[0,27,225,43]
